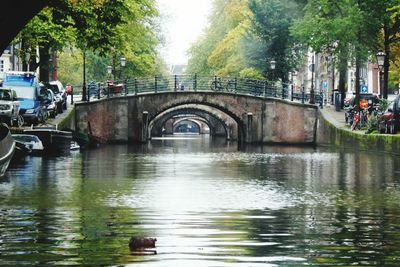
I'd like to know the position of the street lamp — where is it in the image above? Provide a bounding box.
[120,57,126,80]
[376,50,386,99]
[120,57,127,94]
[25,52,30,72]
[107,65,112,75]
[309,54,315,104]
[270,59,276,96]
[270,59,276,71]
[120,57,126,67]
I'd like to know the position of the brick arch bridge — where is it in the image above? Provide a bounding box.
[75,91,318,144]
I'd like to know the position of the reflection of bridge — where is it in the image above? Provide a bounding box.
[75,76,319,144]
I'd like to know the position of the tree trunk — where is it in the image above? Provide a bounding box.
[337,51,347,108]
[383,21,390,99]
[39,45,51,82]
[354,56,361,107]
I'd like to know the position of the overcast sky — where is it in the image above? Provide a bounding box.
[157,0,212,66]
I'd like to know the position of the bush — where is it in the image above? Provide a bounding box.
[239,68,264,80]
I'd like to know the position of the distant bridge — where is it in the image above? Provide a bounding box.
[74,75,319,144]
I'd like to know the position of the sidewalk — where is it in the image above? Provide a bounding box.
[319,105,347,129]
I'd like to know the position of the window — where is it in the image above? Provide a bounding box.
[0,60,3,72]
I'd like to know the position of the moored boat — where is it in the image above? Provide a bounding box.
[12,134,44,154]
[24,127,72,153]
[0,123,15,176]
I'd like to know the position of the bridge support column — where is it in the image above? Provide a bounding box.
[246,112,253,143]
[141,111,149,142]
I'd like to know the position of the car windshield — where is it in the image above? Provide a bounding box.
[3,74,35,87]
[48,84,60,94]
[0,90,12,100]
[11,86,36,99]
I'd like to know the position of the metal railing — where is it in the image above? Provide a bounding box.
[72,74,323,106]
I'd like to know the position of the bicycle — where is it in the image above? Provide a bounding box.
[351,108,369,131]
[210,78,224,91]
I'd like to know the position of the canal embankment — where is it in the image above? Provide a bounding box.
[318,105,400,154]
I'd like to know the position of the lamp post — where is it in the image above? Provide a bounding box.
[120,57,126,80]
[270,59,276,97]
[290,71,297,101]
[309,54,315,104]
[81,51,87,102]
[107,65,112,76]
[120,57,127,95]
[25,52,30,72]
[376,50,386,99]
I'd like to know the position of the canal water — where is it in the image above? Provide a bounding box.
[1,135,400,266]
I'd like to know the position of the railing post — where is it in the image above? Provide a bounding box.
[320,90,323,109]
[214,75,217,91]
[263,80,267,97]
[134,78,138,95]
[234,77,237,93]
[174,75,177,91]
[281,84,285,99]
[70,87,74,105]
[194,74,197,92]
[301,85,305,104]
[291,82,294,101]
[155,76,158,93]
[125,78,128,96]
[97,82,101,99]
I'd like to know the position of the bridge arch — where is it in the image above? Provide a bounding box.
[173,117,210,134]
[148,104,238,140]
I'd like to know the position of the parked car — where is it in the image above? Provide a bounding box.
[2,71,48,125]
[40,84,57,118]
[46,80,67,112]
[0,87,23,126]
[378,101,394,134]
[389,94,400,134]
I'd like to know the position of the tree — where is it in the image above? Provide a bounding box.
[248,0,305,82]
[187,0,252,76]
[291,0,379,105]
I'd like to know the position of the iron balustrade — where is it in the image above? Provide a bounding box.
[72,74,323,106]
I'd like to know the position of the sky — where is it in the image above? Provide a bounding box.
[156,0,212,66]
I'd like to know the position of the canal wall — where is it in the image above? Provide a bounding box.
[317,109,400,154]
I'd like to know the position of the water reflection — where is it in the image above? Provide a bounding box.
[0,136,400,265]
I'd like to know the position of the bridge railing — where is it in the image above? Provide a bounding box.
[75,74,323,107]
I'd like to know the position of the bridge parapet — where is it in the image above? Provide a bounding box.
[79,75,323,105]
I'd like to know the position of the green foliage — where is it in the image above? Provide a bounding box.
[187,0,305,80]
[187,0,252,76]
[14,0,163,82]
[57,48,82,85]
[248,0,304,81]
[378,98,391,113]
[366,114,379,134]
[239,68,264,80]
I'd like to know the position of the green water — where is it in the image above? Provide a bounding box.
[1,136,400,266]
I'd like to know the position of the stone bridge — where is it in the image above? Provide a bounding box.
[74,91,318,144]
